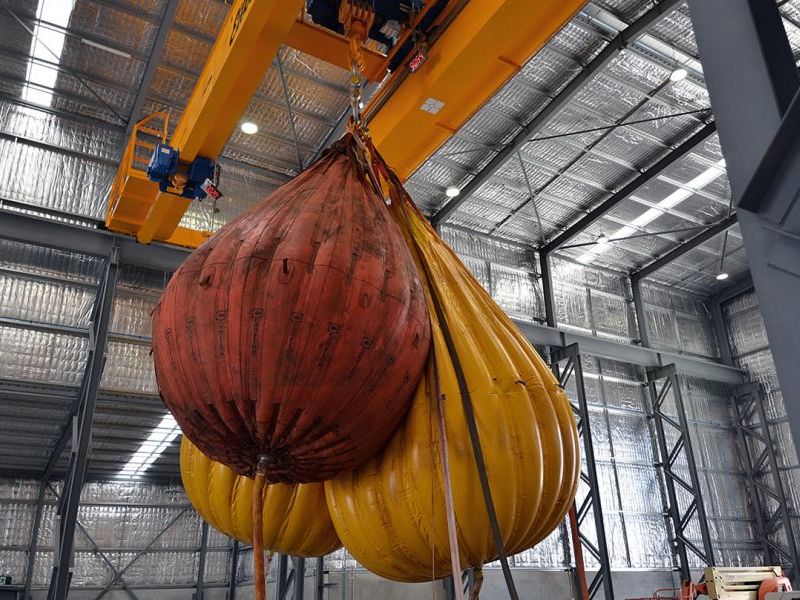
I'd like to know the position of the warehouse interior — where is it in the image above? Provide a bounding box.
[1,0,799,598]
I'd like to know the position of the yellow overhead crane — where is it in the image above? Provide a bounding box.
[105,0,585,249]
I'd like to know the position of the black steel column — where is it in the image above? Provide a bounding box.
[293,557,305,600]
[47,245,120,600]
[688,0,800,468]
[540,252,556,327]
[314,556,325,600]
[550,344,614,600]
[732,383,800,583]
[277,554,291,599]
[631,277,650,347]
[708,297,732,366]
[227,541,239,600]
[195,522,209,600]
[23,481,47,599]
[646,365,714,580]
[442,569,474,600]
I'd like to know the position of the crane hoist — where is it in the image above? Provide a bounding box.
[104,0,585,249]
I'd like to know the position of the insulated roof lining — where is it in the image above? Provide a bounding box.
[0,0,776,296]
[406,0,788,295]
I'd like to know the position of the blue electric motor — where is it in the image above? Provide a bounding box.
[147,144,217,200]
[147,143,179,192]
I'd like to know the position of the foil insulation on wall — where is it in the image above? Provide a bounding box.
[724,290,800,551]
[551,256,635,342]
[640,281,718,358]
[654,375,762,567]
[0,478,231,589]
[560,356,672,569]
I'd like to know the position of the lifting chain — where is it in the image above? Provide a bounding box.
[339,0,375,126]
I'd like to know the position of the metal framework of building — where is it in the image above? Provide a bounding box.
[1,0,799,598]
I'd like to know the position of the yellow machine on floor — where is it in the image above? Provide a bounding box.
[702,567,794,600]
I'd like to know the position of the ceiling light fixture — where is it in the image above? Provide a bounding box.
[240,121,259,135]
[716,272,729,281]
[669,67,688,82]
[445,186,461,198]
[22,0,77,107]
[80,38,131,59]
[577,159,727,265]
[596,233,609,245]
[117,413,181,479]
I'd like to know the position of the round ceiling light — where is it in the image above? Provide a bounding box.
[240,121,259,135]
[596,234,610,245]
[445,186,461,198]
[715,272,729,281]
[669,67,688,82]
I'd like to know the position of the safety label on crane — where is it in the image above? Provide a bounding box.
[421,98,445,114]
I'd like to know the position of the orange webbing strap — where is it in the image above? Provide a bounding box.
[253,463,267,600]
[348,26,368,73]
[470,567,484,600]
[433,355,465,600]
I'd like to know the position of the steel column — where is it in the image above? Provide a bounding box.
[195,522,209,600]
[550,344,614,600]
[645,365,714,580]
[540,252,556,327]
[314,556,324,600]
[293,557,305,600]
[708,297,732,366]
[275,554,306,600]
[227,541,239,600]
[23,481,47,600]
[443,569,475,600]
[732,383,800,583]
[47,246,120,600]
[630,277,649,347]
[688,0,800,477]
[277,554,297,600]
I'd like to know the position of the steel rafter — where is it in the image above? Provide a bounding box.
[123,0,181,144]
[430,0,684,228]
[646,365,714,580]
[47,246,120,600]
[541,122,717,254]
[550,344,614,600]
[732,383,800,583]
[631,213,739,282]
